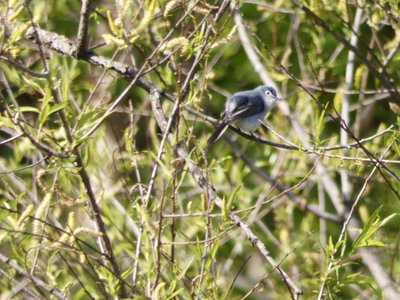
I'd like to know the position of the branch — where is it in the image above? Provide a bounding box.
[340,8,363,203]
[24,26,154,91]
[233,1,277,89]
[0,55,48,77]
[75,0,92,57]
[0,155,48,174]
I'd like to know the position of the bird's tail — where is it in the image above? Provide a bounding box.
[207,123,229,147]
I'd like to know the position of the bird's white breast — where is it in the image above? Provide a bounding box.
[232,111,267,131]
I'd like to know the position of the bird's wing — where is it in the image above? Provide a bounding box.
[225,94,264,122]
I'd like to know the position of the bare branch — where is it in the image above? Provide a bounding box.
[340,8,363,203]
[24,26,154,91]
[75,0,92,57]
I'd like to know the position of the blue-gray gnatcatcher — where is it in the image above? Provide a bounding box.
[207,85,280,145]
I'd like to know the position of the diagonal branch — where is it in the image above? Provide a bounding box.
[24,26,154,91]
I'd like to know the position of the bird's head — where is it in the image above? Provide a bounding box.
[258,85,281,107]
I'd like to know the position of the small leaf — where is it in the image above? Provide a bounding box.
[351,206,397,254]
[48,101,68,115]
[107,10,120,35]
[38,101,68,125]
[357,239,387,248]
[8,6,24,21]
[226,185,241,212]
[17,106,40,114]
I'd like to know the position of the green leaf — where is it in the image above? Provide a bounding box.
[165,288,184,300]
[38,103,49,125]
[205,240,219,270]
[351,206,397,254]
[124,128,133,154]
[357,239,387,248]
[226,185,241,212]
[48,101,68,116]
[0,115,15,127]
[121,266,134,279]
[38,101,68,125]
[17,106,40,114]
[315,102,329,144]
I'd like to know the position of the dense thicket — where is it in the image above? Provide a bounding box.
[1,1,400,299]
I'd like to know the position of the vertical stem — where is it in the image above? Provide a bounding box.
[75,0,92,57]
[318,180,326,263]
[340,8,363,203]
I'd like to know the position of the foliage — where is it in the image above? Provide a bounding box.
[1,0,400,299]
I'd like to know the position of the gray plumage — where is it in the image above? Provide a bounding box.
[207,85,279,146]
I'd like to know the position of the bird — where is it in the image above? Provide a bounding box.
[207,85,280,146]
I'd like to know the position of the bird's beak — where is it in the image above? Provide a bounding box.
[275,96,283,101]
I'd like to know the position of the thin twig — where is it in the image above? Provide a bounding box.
[143,97,181,206]
[0,55,48,77]
[233,1,277,90]
[241,233,311,300]
[58,253,96,300]
[0,132,23,145]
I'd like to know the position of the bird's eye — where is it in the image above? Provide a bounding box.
[265,91,271,96]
